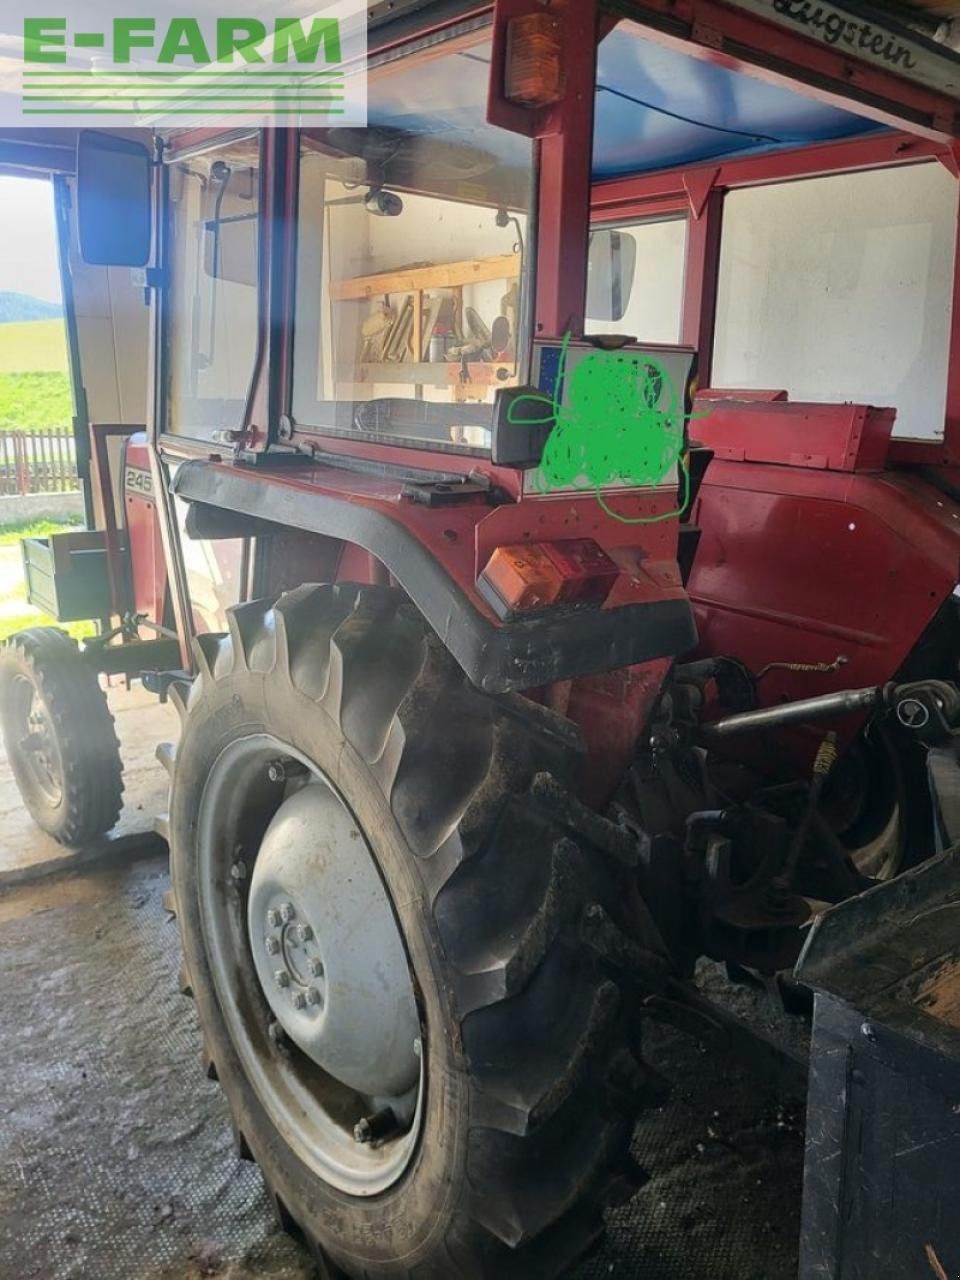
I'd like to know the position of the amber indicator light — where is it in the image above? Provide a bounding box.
[504,13,564,109]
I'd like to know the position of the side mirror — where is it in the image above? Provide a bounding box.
[76,131,152,267]
[586,228,637,323]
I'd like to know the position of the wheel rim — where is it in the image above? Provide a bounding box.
[10,675,63,808]
[196,734,424,1196]
[823,736,903,881]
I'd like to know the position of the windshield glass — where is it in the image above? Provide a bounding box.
[166,136,260,438]
[292,29,535,453]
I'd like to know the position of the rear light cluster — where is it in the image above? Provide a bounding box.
[478,539,619,619]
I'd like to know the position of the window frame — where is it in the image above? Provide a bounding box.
[157,128,266,452]
[285,18,540,457]
[591,131,960,465]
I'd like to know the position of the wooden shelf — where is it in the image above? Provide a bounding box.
[343,360,516,388]
[331,253,520,302]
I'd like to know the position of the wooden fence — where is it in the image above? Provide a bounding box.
[0,429,79,497]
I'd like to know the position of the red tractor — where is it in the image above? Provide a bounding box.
[2,2,959,1276]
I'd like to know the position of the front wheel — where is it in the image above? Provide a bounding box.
[0,626,123,844]
[170,584,661,1279]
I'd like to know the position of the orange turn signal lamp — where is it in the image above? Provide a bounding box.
[478,539,619,619]
[504,13,564,109]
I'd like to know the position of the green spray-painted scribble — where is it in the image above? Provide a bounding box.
[508,332,694,524]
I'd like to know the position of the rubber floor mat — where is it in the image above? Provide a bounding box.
[0,857,805,1280]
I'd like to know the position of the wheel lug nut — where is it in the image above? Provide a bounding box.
[264,937,280,956]
[266,909,281,928]
[279,903,295,923]
[291,991,307,1010]
[306,986,323,1006]
[309,957,324,978]
[274,970,290,988]
[354,1107,399,1145]
[296,923,313,942]
[230,860,247,881]
[267,759,309,784]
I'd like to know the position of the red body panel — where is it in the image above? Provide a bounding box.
[124,438,167,626]
[565,659,672,806]
[689,456,960,772]
[695,400,896,473]
[177,459,687,622]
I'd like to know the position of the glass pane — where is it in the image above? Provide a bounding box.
[173,490,245,634]
[585,216,686,342]
[292,31,535,452]
[166,138,260,438]
[711,164,957,440]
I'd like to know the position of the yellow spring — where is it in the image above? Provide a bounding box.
[813,731,839,778]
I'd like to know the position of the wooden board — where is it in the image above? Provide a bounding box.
[331,253,520,301]
[349,361,516,388]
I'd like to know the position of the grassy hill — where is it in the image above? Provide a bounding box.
[0,318,71,429]
[0,293,63,324]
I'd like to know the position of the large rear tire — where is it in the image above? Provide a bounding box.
[170,584,663,1279]
[0,626,123,844]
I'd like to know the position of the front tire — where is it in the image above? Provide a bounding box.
[0,626,123,844]
[170,584,662,1279]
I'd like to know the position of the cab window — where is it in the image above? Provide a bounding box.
[165,137,260,438]
[585,215,687,343]
[291,30,535,453]
[711,163,957,440]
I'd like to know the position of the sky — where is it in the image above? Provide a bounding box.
[0,175,62,303]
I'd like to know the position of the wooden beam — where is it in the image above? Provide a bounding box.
[331,253,520,301]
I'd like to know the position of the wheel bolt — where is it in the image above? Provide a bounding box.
[264,937,280,956]
[267,759,308,784]
[279,903,296,923]
[274,970,291,989]
[296,923,313,942]
[266,908,281,928]
[307,986,323,1006]
[354,1107,399,1145]
[309,957,324,978]
[292,991,307,1010]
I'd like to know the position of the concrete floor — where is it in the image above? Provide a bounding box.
[0,682,808,1280]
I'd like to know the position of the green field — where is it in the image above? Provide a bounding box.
[0,371,72,430]
[0,318,71,430]
[0,516,83,546]
[0,318,67,373]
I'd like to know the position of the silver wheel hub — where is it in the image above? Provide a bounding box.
[198,736,425,1194]
[248,783,420,1100]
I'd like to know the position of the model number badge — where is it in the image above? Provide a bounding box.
[125,466,153,496]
